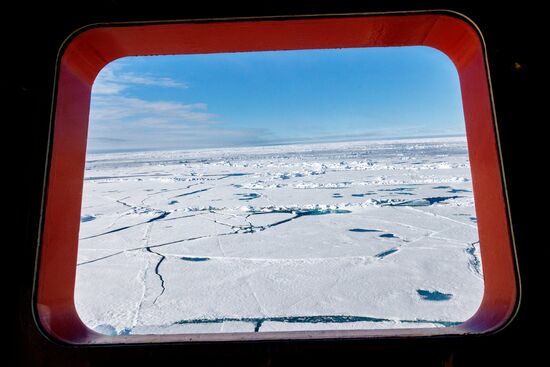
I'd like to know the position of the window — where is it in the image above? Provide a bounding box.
[36,13,517,344]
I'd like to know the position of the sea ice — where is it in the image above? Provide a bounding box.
[75,137,483,336]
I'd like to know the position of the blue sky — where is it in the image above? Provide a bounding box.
[88,46,465,153]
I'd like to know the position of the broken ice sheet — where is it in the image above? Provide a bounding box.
[75,137,483,335]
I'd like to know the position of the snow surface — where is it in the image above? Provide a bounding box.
[75,137,483,336]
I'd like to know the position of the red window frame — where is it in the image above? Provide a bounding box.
[35,12,518,345]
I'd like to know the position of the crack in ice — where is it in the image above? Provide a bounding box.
[79,207,368,265]
[77,234,221,266]
[172,188,211,198]
[145,247,167,304]
[466,241,483,279]
[80,210,170,240]
[170,315,462,332]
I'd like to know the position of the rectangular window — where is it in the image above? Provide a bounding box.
[37,13,517,344]
[76,48,482,336]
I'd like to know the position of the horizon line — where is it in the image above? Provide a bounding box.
[86,133,467,155]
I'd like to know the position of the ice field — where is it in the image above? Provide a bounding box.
[75,136,483,336]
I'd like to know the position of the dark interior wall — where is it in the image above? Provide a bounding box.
[9,1,539,366]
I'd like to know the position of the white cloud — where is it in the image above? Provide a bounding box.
[92,67,187,95]
[87,63,272,152]
[92,81,127,95]
[114,72,187,88]
[90,65,212,127]
[90,96,216,125]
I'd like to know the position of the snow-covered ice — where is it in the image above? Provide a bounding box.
[75,137,483,336]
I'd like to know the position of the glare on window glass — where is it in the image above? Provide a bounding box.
[76,46,483,336]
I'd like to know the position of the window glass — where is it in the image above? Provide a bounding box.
[76,47,482,336]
